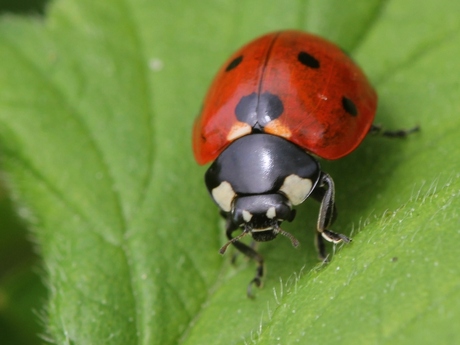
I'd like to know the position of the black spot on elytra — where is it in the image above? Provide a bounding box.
[298,51,320,69]
[342,97,358,116]
[258,93,284,124]
[235,93,258,123]
[235,92,284,127]
[225,55,243,71]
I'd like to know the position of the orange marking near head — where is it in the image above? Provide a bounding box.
[264,119,292,139]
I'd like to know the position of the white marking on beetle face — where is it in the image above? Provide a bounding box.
[211,181,236,212]
[279,174,313,205]
[266,206,276,219]
[242,210,253,222]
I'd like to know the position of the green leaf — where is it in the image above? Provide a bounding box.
[0,0,459,344]
[0,183,46,345]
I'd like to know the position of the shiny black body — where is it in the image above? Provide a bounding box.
[205,134,320,197]
[206,134,321,244]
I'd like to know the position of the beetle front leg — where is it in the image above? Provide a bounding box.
[222,215,264,298]
[312,172,351,260]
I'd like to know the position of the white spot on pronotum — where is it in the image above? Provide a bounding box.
[211,181,236,212]
[266,206,276,219]
[149,58,164,71]
[242,210,253,222]
[279,174,312,205]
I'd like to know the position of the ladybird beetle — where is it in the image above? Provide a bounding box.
[193,30,418,296]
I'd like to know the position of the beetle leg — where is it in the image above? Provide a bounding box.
[311,172,351,260]
[314,232,328,261]
[220,212,257,265]
[224,220,264,298]
[369,124,420,138]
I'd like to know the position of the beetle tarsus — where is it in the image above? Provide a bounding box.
[369,124,420,138]
[322,229,351,244]
[224,225,265,298]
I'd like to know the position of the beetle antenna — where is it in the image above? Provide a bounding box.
[276,227,300,248]
[219,230,249,254]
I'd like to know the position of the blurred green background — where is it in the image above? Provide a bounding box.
[0,0,47,15]
[0,3,48,345]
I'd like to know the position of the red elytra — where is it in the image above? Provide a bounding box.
[193,30,377,165]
